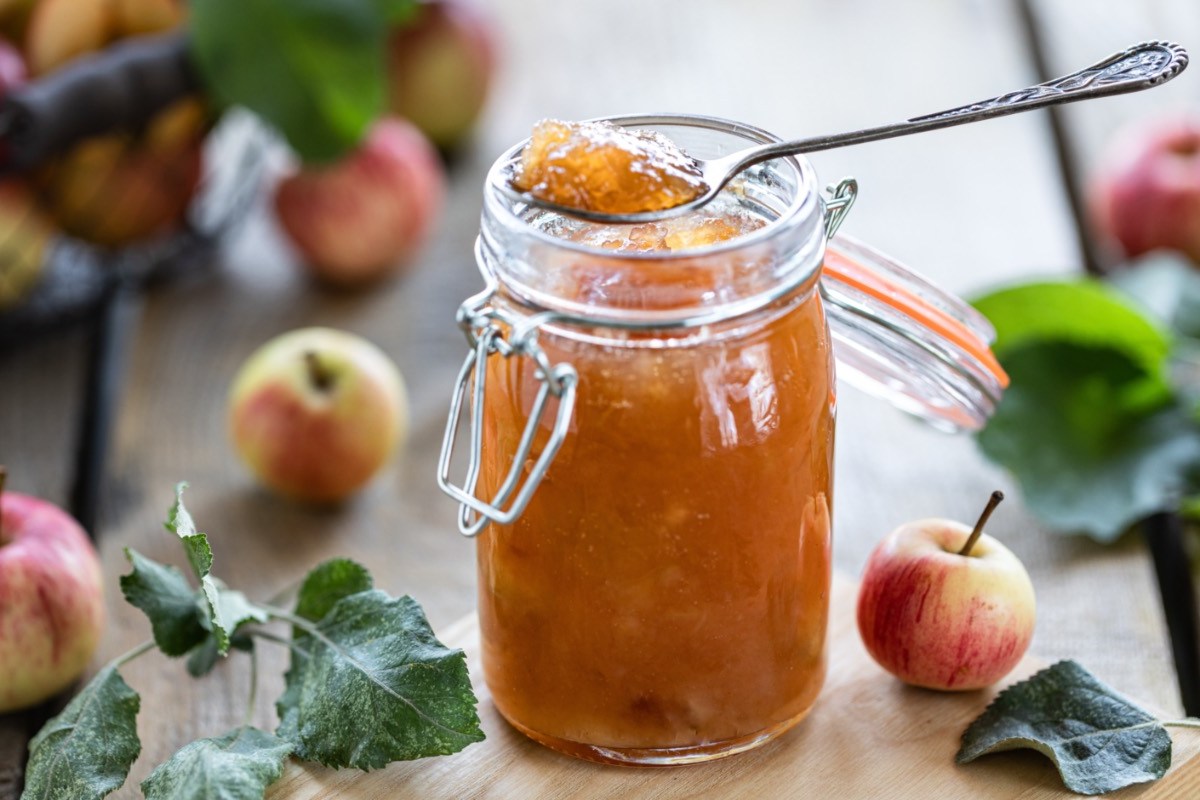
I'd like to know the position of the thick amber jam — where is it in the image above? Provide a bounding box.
[476,192,835,764]
[511,119,708,214]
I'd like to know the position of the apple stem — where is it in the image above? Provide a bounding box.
[959,490,1005,556]
[1164,719,1200,730]
[242,646,260,729]
[304,351,335,393]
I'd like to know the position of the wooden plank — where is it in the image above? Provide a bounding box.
[268,574,1200,799]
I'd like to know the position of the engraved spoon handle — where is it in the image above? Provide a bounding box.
[721,40,1189,177]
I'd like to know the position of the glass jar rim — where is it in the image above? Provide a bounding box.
[480,114,827,330]
[483,113,822,263]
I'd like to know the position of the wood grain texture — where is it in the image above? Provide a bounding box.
[0,1,1194,797]
[267,575,1200,799]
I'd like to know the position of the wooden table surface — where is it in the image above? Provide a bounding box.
[2,0,1199,797]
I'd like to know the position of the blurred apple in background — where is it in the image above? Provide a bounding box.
[229,327,410,505]
[0,468,106,713]
[386,0,497,152]
[1090,113,1200,266]
[274,117,445,288]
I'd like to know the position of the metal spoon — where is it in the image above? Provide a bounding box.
[503,40,1188,224]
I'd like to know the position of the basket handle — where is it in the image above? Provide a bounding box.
[0,31,198,174]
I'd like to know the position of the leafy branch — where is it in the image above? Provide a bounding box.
[21,483,483,800]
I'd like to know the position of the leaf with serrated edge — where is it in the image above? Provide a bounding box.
[215,582,270,632]
[164,482,212,579]
[163,483,236,654]
[21,666,141,800]
[294,558,374,623]
[276,591,483,769]
[958,660,1171,795]
[141,726,293,800]
[120,548,209,657]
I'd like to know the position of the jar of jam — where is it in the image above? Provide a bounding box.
[438,115,1007,766]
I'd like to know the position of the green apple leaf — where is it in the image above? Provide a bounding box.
[976,343,1200,541]
[21,666,141,800]
[185,636,222,678]
[184,631,255,678]
[120,548,209,657]
[293,558,374,624]
[958,660,1171,795]
[276,590,483,769]
[189,0,388,163]
[164,482,212,579]
[375,0,420,24]
[140,726,293,800]
[164,483,252,655]
[215,583,271,633]
[973,280,1172,385]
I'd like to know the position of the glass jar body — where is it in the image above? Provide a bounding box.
[476,282,835,765]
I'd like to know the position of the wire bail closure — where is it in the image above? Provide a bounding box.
[436,268,579,537]
[438,179,856,534]
[823,177,857,240]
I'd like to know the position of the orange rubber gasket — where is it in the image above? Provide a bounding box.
[822,247,1010,389]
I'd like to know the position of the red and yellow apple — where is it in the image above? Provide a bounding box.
[0,469,106,713]
[856,495,1035,691]
[1090,114,1200,265]
[229,328,410,504]
[386,0,497,151]
[273,117,445,288]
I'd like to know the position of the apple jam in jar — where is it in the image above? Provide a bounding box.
[439,116,1008,765]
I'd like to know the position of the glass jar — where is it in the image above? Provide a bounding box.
[439,115,1007,766]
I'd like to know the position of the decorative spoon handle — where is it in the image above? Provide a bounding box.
[910,40,1188,125]
[729,41,1189,173]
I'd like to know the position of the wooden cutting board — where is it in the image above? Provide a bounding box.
[267,574,1200,799]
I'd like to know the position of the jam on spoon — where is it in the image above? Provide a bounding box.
[510,119,709,216]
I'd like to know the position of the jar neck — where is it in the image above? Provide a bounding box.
[478,115,826,332]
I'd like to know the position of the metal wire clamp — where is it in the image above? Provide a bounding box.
[436,274,578,537]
